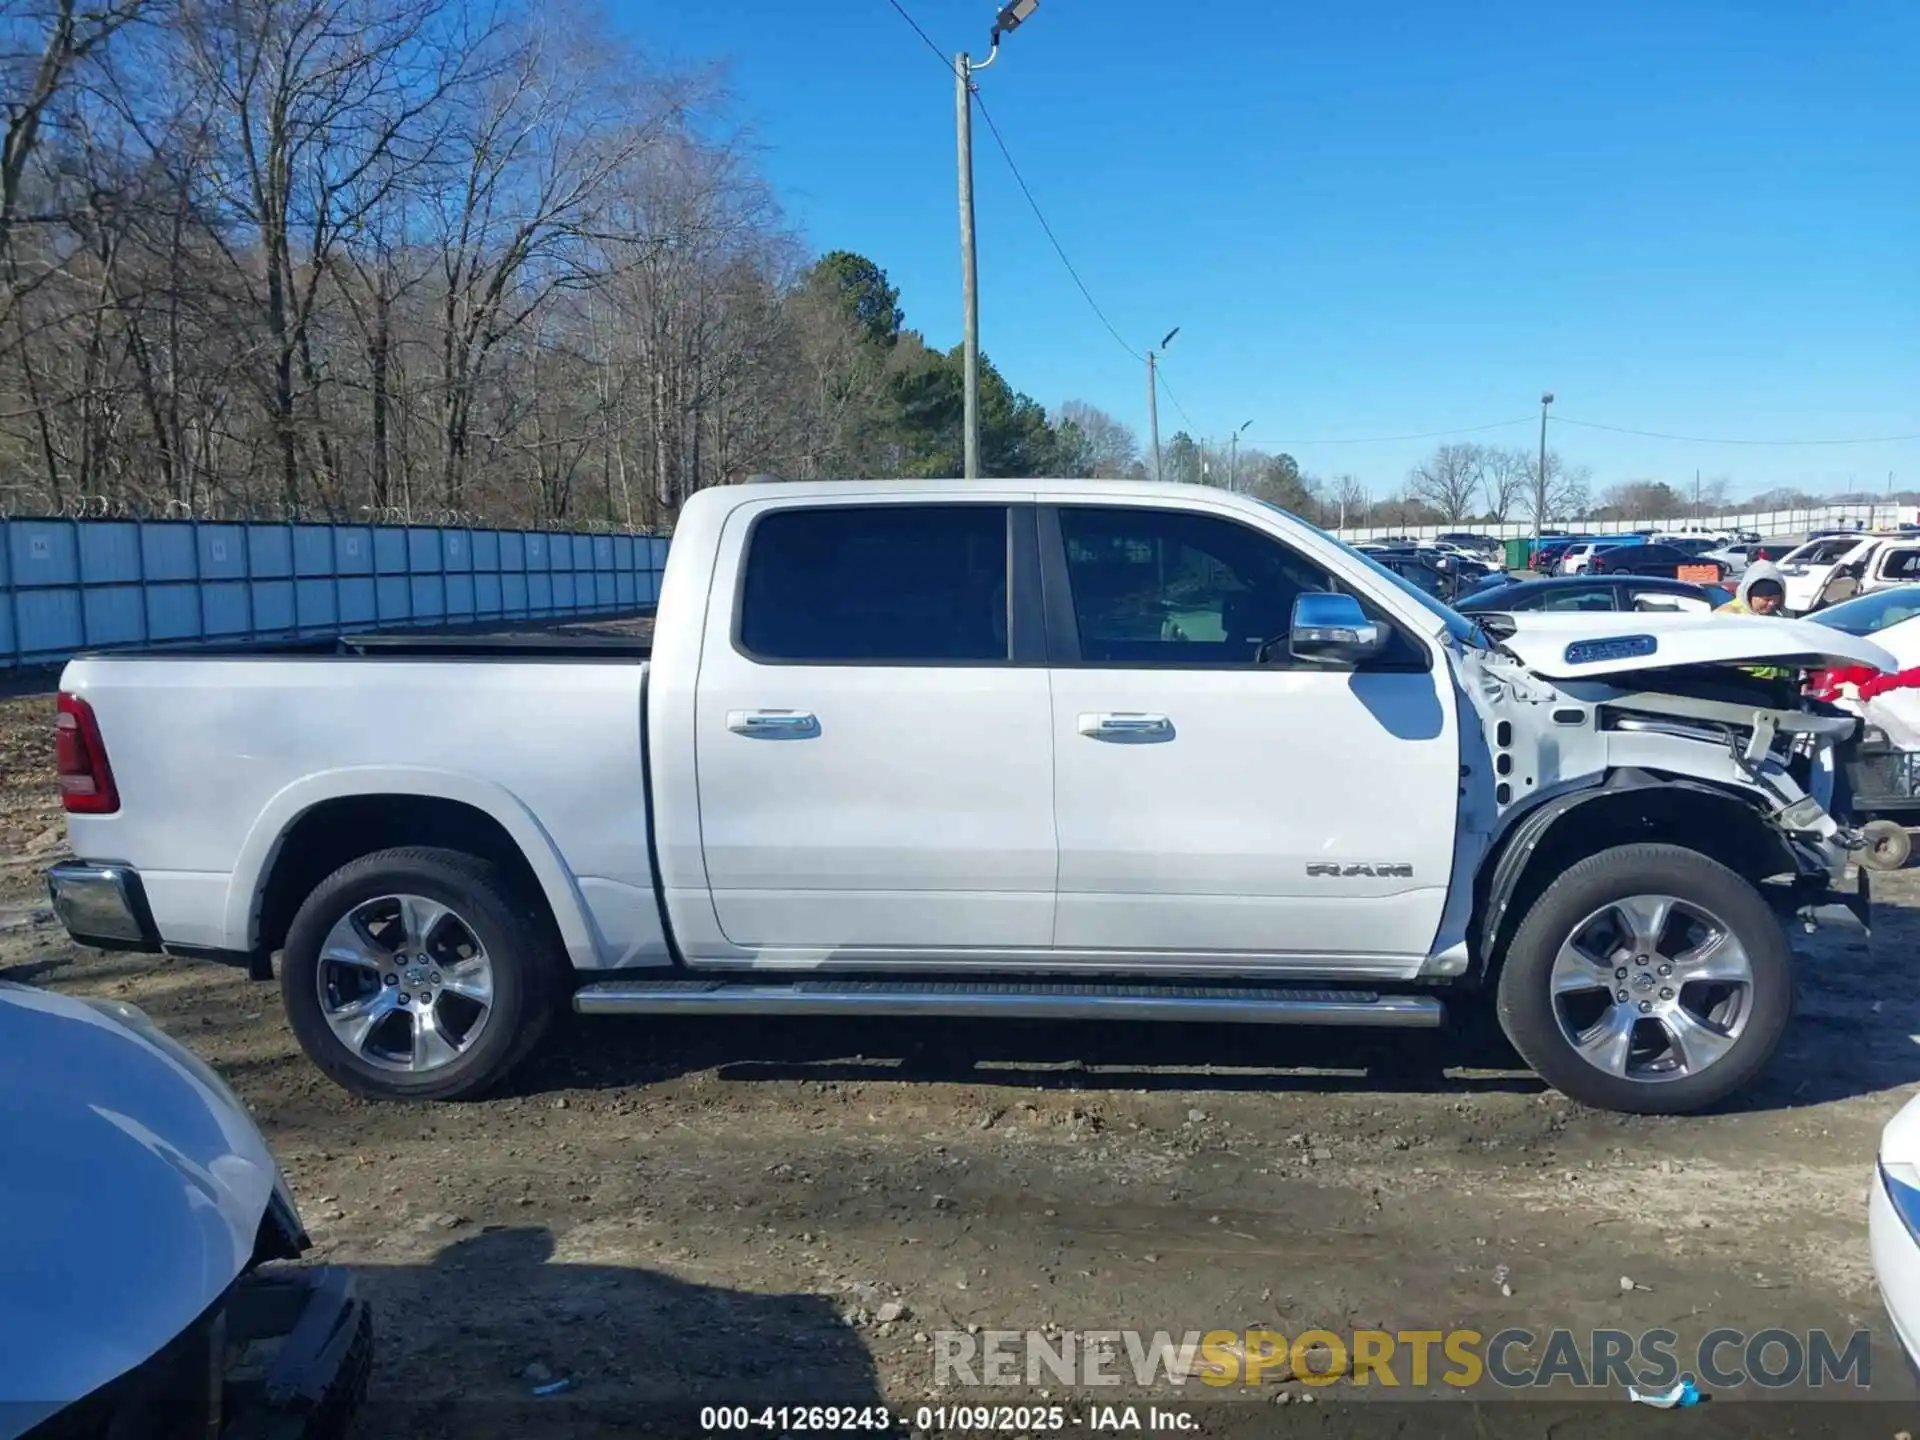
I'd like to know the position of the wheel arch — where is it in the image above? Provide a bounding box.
[230,769,600,970]
[1472,771,1796,982]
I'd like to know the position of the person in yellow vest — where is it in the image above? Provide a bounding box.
[1713,559,1793,684]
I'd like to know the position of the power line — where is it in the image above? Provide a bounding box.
[1553,416,1920,447]
[882,0,958,75]
[970,90,1145,363]
[1244,417,1536,448]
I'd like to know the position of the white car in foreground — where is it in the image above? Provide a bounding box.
[1871,1092,1920,1378]
[0,982,372,1438]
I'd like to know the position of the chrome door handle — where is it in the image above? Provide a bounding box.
[727,709,820,738]
[1078,712,1173,740]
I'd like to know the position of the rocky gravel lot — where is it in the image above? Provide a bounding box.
[4,662,1919,1438]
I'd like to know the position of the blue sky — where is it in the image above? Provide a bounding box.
[636,0,1917,500]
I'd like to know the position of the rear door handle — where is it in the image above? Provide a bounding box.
[1078,712,1173,741]
[727,709,820,738]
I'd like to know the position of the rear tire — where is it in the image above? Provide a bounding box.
[281,846,564,1102]
[1495,843,1794,1115]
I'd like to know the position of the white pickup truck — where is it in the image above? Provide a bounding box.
[45,481,1903,1114]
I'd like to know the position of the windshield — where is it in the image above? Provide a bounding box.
[1808,585,1920,637]
[1283,509,1483,648]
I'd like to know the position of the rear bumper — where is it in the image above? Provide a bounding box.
[45,862,161,952]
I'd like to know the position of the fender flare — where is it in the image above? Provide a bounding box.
[223,766,601,969]
[1472,770,1797,967]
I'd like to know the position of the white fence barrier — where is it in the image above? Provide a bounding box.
[1335,503,1920,545]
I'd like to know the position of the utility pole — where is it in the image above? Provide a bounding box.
[1229,419,1252,493]
[1535,391,1554,546]
[953,2,1040,480]
[1147,326,1178,483]
[1146,352,1161,482]
[956,51,979,478]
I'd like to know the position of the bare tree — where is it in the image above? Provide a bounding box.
[1598,479,1684,522]
[1329,472,1368,529]
[0,0,148,299]
[429,7,680,508]
[175,0,470,512]
[1407,442,1485,523]
[1523,450,1591,529]
[1480,446,1529,522]
[0,0,1133,532]
[1057,399,1136,478]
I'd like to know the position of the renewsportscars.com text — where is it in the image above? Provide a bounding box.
[934,1327,1873,1391]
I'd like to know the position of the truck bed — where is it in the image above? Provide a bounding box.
[58,645,663,972]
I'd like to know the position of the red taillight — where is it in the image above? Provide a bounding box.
[55,691,118,814]
[1811,665,1876,700]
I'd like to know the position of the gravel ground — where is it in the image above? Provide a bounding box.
[4,660,1919,1437]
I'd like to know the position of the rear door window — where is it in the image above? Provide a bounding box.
[738,505,1010,663]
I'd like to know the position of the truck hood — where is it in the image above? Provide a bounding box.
[1493,610,1897,680]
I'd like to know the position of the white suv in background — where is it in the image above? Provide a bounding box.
[1776,536,1876,613]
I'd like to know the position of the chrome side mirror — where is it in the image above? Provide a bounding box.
[1289,592,1387,666]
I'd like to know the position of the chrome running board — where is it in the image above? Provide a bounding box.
[572,977,1444,1027]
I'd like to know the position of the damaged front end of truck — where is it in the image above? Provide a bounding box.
[1432,611,1903,980]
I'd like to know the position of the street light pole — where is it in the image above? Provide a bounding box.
[1229,419,1252,493]
[1148,326,1177,482]
[954,1,1040,479]
[1535,391,1554,547]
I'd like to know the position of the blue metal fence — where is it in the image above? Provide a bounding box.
[0,517,668,668]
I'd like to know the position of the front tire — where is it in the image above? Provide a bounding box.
[281,846,564,1101]
[1495,844,1794,1115]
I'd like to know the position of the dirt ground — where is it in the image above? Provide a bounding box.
[5,665,1920,1438]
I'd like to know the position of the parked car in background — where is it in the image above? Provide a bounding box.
[1778,535,1887,614]
[1557,539,1637,575]
[1455,570,1516,601]
[1456,575,1734,617]
[1435,531,1503,558]
[1585,542,1729,582]
[1702,541,1784,578]
[0,981,372,1438]
[1798,535,1920,613]
[1655,537,1721,556]
[1531,537,1586,572]
[1367,545,1489,602]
